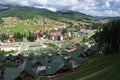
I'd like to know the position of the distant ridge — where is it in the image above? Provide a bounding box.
[0,3,94,21]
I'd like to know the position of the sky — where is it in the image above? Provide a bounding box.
[0,0,120,17]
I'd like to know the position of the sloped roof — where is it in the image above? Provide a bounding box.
[73,57,87,64]
[70,46,85,59]
[89,44,98,52]
[13,54,25,61]
[31,58,43,66]
[61,54,80,70]
[0,54,25,62]
[47,53,58,62]
[62,57,74,70]
[18,60,36,77]
[39,53,58,65]
[27,53,36,60]
[4,68,20,80]
[39,55,49,65]
[67,46,88,65]
[7,54,15,60]
[4,60,36,80]
[46,56,64,75]
[0,55,6,62]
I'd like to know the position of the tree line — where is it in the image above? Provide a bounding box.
[92,20,120,55]
[0,32,36,42]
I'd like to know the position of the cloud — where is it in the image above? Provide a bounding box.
[46,7,57,12]
[0,0,120,17]
[48,0,78,7]
[35,6,56,12]
[1,0,47,6]
[104,2,110,8]
[113,0,120,9]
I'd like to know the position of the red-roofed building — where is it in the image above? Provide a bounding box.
[10,37,15,42]
[40,28,48,33]
[50,30,62,41]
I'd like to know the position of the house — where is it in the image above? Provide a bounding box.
[38,52,80,75]
[10,37,15,42]
[2,43,89,79]
[72,31,88,39]
[4,54,15,63]
[36,53,58,76]
[50,30,62,41]
[2,54,24,64]
[37,52,68,75]
[69,45,87,64]
[61,54,78,70]
[32,58,46,76]
[39,28,48,34]
[4,60,36,80]
[27,53,36,61]
[13,54,25,64]
[31,58,42,68]
[45,56,64,75]
[86,44,98,56]
[39,53,58,65]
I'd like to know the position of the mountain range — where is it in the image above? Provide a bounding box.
[0,3,120,21]
[0,3,94,21]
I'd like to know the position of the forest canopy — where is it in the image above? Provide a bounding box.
[93,20,120,55]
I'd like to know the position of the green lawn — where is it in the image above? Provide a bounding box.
[47,43,59,49]
[84,63,120,80]
[0,22,52,34]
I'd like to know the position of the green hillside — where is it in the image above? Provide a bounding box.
[57,9,93,21]
[0,3,94,21]
[0,3,97,34]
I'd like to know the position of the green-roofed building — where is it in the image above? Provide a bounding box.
[4,60,36,80]
[86,44,98,55]
[27,53,36,61]
[31,58,44,68]
[13,54,25,64]
[0,54,24,64]
[62,55,79,70]
[70,46,85,58]
[4,54,15,63]
[45,56,64,75]
[89,44,98,52]
[0,55,5,62]
[39,53,58,65]
[36,55,66,76]
[69,46,87,64]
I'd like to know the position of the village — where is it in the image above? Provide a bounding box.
[0,16,97,80]
[0,41,98,80]
[0,17,95,53]
[0,1,120,80]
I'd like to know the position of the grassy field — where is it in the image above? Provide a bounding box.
[46,54,120,80]
[0,21,52,34]
[47,43,59,49]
